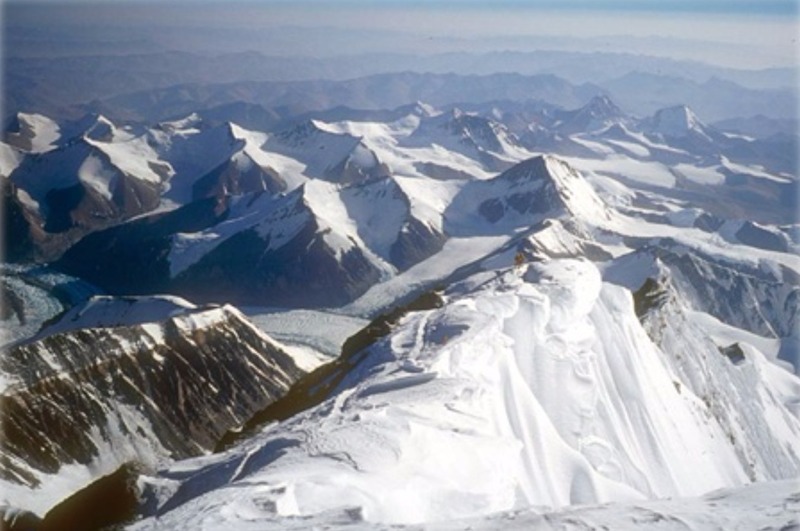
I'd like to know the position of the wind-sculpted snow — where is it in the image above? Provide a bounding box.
[0,298,303,516]
[131,260,800,529]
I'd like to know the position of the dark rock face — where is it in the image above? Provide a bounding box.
[734,221,788,253]
[56,196,228,295]
[633,277,670,320]
[38,463,140,531]
[192,154,286,201]
[719,343,746,365]
[0,507,42,531]
[0,305,302,490]
[172,221,383,307]
[390,217,446,271]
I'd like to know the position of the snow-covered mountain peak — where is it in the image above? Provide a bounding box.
[649,105,708,138]
[410,100,438,117]
[4,112,61,154]
[275,120,335,146]
[496,155,608,219]
[578,94,624,121]
[268,119,388,184]
[586,94,620,112]
[227,121,258,142]
[156,112,204,134]
[554,95,627,134]
[445,155,609,235]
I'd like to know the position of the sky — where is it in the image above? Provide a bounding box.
[3,0,798,69]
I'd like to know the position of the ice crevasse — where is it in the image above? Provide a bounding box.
[136,259,799,528]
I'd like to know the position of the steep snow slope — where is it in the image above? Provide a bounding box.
[0,143,24,177]
[151,120,289,205]
[130,260,800,529]
[604,252,800,476]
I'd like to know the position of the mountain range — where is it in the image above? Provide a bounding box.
[0,88,797,530]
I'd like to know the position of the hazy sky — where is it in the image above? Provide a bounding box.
[4,0,798,69]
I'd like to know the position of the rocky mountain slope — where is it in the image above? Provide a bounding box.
[1,296,303,515]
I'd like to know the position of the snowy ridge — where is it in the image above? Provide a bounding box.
[151,121,244,203]
[603,243,799,340]
[161,154,607,306]
[84,134,168,185]
[17,294,197,347]
[131,259,800,529]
